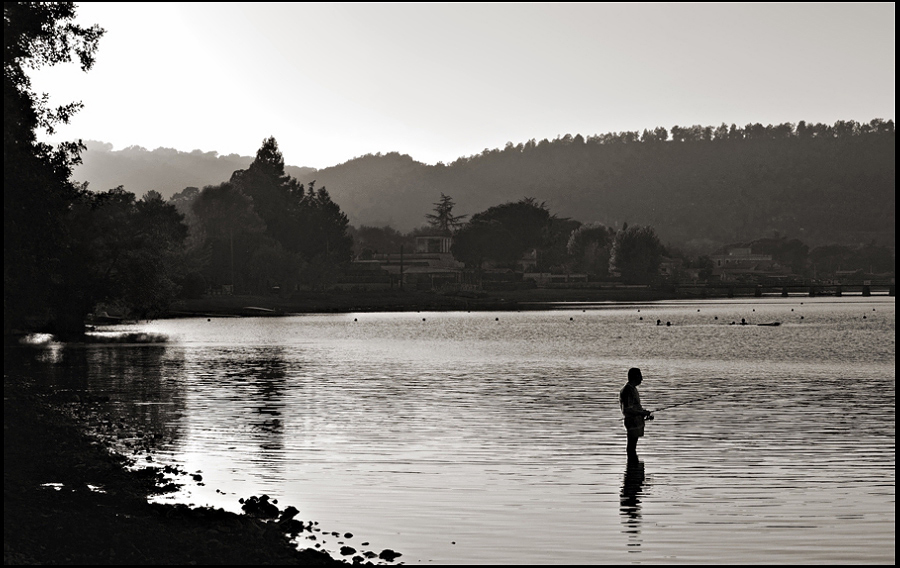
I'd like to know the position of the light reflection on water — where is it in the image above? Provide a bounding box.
[11,298,895,564]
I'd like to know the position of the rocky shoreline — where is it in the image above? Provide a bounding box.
[3,376,398,565]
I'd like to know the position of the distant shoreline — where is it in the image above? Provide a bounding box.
[163,285,893,319]
[165,288,673,318]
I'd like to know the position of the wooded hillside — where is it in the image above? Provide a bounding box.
[73,121,894,251]
[308,121,894,250]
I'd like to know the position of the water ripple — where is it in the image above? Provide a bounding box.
[12,298,895,564]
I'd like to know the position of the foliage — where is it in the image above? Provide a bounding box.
[185,138,353,293]
[293,182,353,265]
[610,225,666,284]
[4,2,105,334]
[298,252,342,291]
[451,220,517,269]
[59,187,188,325]
[247,242,304,295]
[744,237,810,275]
[5,7,362,329]
[190,182,266,292]
[540,217,582,273]
[70,142,317,201]
[809,243,895,277]
[4,3,104,138]
[229,137,294,249]
[235,139,353,268]
[452,198,553,269]
[567,223,616,276]
[168,186,200,217]
[349,225,414,258]
[191,183,265,243]
[301,120,894,253]
[425,193,467,234]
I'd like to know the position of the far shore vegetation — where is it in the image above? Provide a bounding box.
[4,3,895,340]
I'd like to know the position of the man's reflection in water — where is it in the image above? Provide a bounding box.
[620,459,646,553]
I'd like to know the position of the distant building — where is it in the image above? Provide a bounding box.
[524,272,588,287]
[339,233,463,291]
[208,284,234,296]
[518,249,538,272]
[415,235,452,254]
[709,247,785,282]
[658,256,684,278]
[657,257,704,282]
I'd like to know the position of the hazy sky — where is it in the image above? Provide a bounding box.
[31,2,895,169]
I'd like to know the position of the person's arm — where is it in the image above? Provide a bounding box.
[621,387,649,418]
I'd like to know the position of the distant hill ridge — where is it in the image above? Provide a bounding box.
[72,119,895,250]
[72,141,316,198]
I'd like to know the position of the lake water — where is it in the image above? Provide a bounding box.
[10,297,895,564]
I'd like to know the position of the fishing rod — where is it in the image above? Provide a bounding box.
[651,394,718,413]
[649,381,769,414]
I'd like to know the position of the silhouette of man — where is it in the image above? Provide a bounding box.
[620,367,653,461]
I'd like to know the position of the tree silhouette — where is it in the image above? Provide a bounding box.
[55,187,188,326]
[568,223,616,276]
[452,198,552,269]
[4,2,104,334]
[610,225,665,284]
[191,182,265,291]
[451,220,516,269]
[230,136,295,250]
[425,193,467,234]
[350,225,413,257]
[221,138,353,290]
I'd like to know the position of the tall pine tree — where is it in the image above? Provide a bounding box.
[425,193,467,234]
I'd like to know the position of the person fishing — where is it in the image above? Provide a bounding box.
[620,367,653,461]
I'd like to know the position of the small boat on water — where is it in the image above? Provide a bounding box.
[757,322,781,327]
[85,311,124,325]
[242,306,282,316]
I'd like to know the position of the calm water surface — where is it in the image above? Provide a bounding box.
[13,298,895,564]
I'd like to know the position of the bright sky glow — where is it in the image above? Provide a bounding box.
[29,2,896,169]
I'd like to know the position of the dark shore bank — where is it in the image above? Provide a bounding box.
[3,375,393,565]
[162,283,893,319]
[164,287,680,318]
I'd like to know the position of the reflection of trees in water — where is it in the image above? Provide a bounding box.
[193,347,291,462]
[5,343,187,453]
[620,460,646,553]
[9,342,295,470]
[86,346,185,447]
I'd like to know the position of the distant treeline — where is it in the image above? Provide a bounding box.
[353,196,895,285]
[168,137,353,299]
[73,119,895,251]
[307,119,895,249]
[73,141,315,199]
[9,5,891,340]
[4,0,355,337]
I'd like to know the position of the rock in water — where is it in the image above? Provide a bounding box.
[379,549,402,561]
